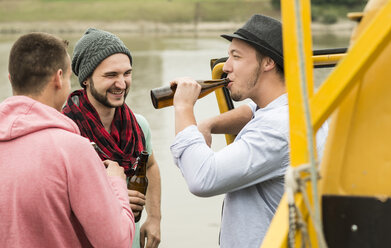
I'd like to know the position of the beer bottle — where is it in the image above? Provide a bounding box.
[150,78,230,109]
[127,151,149,222]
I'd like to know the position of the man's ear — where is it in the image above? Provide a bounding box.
[53,69,63,89]
[262,57,276,72]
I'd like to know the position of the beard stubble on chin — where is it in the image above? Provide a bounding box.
[230,64,262,102]
[89,77,128,108]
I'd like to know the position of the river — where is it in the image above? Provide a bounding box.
[0,30,351,247]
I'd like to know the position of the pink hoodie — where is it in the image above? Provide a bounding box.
[0,96,135,247]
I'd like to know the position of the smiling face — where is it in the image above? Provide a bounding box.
[85,53,132,110]
[222,38,263,102]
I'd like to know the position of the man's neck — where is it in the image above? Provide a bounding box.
[23,83,61,111]
[252,73,286,108]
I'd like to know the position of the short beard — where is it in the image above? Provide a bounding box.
[89,78,128,108]
[230,64,262,102]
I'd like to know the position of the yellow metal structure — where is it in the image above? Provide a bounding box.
[262,0,391,247]
[211,63,236,145]
[209,0,391,246]
[312,54,345,67]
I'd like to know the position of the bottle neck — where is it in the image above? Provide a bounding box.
[197,78,230,90]
[137,151,149,175]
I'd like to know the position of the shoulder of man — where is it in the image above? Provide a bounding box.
[134,113,150,132]
[133,113,153,153]
[47,129,103,170]
[55,130,96,152]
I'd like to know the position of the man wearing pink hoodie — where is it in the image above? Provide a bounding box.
[0,32,135,247]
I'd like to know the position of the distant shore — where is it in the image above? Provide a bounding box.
[0,20,356,36]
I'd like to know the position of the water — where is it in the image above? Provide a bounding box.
[0,30,351,247]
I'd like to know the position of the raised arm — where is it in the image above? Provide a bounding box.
[140,152,161,248]
[199,104,253,135]
[171,77,201,135]
[197,104,253,146]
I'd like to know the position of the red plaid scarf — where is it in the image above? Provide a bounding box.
[62,89,145,174]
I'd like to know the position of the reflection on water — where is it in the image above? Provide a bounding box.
[0,31,351,248]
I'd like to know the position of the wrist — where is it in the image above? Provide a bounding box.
[175,105,197,135]
[174,104,193,113]
[146,214,161,222]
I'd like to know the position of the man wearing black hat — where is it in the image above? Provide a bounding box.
[170,14,328,247]
[62,28,161,248]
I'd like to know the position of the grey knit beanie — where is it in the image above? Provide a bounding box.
[72,28,132,87]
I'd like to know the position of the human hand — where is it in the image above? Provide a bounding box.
[104,160,126,180]
[140,217,161,248]
[170,77,201,109]
[197,120,212,147]
[128,190,146,217]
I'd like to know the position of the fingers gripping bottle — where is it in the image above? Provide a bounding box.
[127,151,149,222]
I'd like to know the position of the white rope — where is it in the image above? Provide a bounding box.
[285,166,299,204]
[299,182,328,248]
[292,0,327,247]
[285,166,298,248]
[285,162,328,247]
[285,164,313,248]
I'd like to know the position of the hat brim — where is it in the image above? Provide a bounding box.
[221,33,284,69]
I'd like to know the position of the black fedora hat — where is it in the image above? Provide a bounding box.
[221,14,283,68]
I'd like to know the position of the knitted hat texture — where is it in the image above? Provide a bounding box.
[72,28,132,87]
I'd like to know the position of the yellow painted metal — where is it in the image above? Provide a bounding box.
[349,0,388,42]
[211,62,236,145]
[280,0,315,168]
[313,54,345,67]
[212,2,391,244]
[347,12,363,22]
[319,0,391,196]
[261,194,289,247]
[261,0,317,244]
[211,63,229,114]
[261,0,391,247]
[310,0,391,131]
[263,182,321,247]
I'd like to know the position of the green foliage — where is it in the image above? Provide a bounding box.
[321,12,338,24]
[0,0,366,24]
[271,0,366,24]
[271,0,366,8]
[270,0,280,10]
[311,6,339,24]
[311,0,366,5]
[0,0,277,23]
[196,2,275,22]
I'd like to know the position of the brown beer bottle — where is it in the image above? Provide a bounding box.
[127,151,149,223]
[150,78,230,109]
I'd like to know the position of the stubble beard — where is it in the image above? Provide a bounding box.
[89,78,128,108]
[230,65,262,102]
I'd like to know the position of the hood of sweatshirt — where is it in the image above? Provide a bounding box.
[0,96,80,141]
